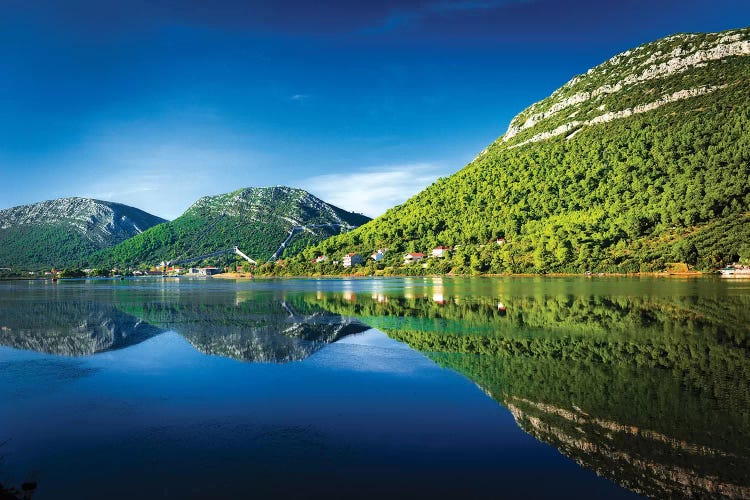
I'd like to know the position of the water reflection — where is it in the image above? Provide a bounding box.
[0,285,368,363]
[309,284,750,499]
[1,278,748,498]
[0,300,163,356]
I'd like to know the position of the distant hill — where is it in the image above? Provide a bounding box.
[288,27,750,274]
[92,186,370,268]
[0,197,166,270]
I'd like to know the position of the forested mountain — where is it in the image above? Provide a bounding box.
[287,27,750,274]
[91,186,370,268]
[0,197,166,270]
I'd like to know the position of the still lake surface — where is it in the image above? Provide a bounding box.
[0,276,748,499]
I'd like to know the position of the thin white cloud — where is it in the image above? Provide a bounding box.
[303,163,450,218]
[366,0,532,33]
[290,94,309,102]
[70,129,271,219]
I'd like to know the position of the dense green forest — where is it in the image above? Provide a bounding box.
[278,29,750,275]
[0,223,101,270]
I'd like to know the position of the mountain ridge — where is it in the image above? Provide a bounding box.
[91,185,371,268]
[0,197,167,269]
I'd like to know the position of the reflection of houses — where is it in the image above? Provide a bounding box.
[343,253,363,267]
[372,293,388,303]
[188,267,221,276]
[431,246,451,258]
[371,249,386,262]
[404,253,426,264]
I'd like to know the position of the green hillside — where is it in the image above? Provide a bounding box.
[0,197,166,270]
[285,27,750,275]
[90,186,370,268]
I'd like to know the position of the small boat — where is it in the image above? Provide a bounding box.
[720,266,750,277]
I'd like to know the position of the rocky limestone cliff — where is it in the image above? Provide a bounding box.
[0,197,166,249]
[186,186,369,228]
[500,27,750,147]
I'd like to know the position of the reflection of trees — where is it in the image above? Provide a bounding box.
[311,292,750,499]
[310,293,750,347]
[432,353,750,499]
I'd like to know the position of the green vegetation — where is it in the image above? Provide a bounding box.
[90,187,370,269]
[0,223,100,270]
[0,198,166,270]
[283,29,750,275]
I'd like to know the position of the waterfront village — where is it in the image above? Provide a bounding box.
[316,243,469,268]
[6,238,750,278]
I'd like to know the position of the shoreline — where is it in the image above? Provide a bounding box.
[212,270,715,279]
[0,270,724,282]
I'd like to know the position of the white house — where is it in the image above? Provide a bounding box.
[371,249,386,261]
[404,252,426,264]
[343,253,363,267]
[431,246,450,258]
[313,255,328,263]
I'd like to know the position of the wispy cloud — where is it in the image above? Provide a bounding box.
[302,163,450,218]
[75,135,268,220]
[290,94,309,102]
[366,0,532,33]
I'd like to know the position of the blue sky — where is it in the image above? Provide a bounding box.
[1,0,749,218]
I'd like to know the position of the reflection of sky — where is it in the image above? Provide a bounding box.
[0,324,636,499]
[11,277,746,498]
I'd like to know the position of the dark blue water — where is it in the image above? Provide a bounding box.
[1,277,748,499]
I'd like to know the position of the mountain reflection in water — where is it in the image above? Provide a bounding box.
[0,283,368,362]
[0,278,748,499]
[310,281,750,499]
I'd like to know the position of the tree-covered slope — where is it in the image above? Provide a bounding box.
[0,197,166,270]
[289,27,750,274]
[91,186,370,268]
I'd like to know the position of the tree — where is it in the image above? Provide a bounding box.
[673,239,698,266]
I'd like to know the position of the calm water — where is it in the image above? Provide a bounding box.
[0,277,748,499]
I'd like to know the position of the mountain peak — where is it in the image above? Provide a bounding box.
[501,27,750,148]
[93,186,371,267]
[288,27,750,274]
[0,197,166,269]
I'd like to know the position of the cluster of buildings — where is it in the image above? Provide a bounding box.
[132,266,221,276]
[313,246,455,268]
